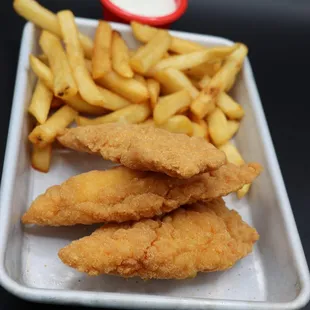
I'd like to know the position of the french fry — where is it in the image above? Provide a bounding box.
[85,58,92,73]
[189,113,210,140]
[28,80,53,124]
[237,184,251,199]
[130,31,171,74]
[64,96,107,115]
[190,92,216,119]
[13,0,93,58]
[92,21,112,79]
[206,44,248,97]
[50,97,63,109]
[96,71,149,103]
[189,77,201,89]
[39,31,77,99]
[141,118,155,126]
[134,74,147,86]
[146,79,160,109]
[185,61,222,79]
[218,142,251,198]
[154,68,199,99]
[131,21,204,54]
[163,52,170,59]
[128,49,136,58]
[29,55,106,115]
[217,92,245,120]
[98,87,131,110]
[37,54,49,65]
[29,54,53,89]
[227,120,240,138]
[207,108,231,146]
[28,105,77,147]
[218,142,244,165]
[111,31,133,78]
[31,143,52,173]
[159,115,193,135]
[198,73,211,90]
[149,46,235,75]
[76,103,151,126]
[57,11,108,108]
[192,122,208,138]
[154,89,191,125]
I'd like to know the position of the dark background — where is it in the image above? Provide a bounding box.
[1,0,309,309]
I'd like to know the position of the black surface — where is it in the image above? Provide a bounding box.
[1,0,310,308]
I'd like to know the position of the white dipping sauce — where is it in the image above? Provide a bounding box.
[110,0,177,17]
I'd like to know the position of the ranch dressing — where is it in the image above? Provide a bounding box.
[110,0,177,17]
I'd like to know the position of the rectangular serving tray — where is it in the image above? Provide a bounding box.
[0,18,309,310]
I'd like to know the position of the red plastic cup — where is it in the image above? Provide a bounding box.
[100,0,188,28]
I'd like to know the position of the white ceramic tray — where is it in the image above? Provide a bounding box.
[0,18,309,310]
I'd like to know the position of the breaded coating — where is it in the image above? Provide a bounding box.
[58,198,259,279]
[22,163,262,226]
[57,123,226,178]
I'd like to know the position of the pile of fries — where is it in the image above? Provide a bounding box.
[14,0,250,198]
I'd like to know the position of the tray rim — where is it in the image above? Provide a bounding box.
[0,18,309,310]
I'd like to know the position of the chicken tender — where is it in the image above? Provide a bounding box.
[57,123,226,179]
[22,163,262,226]
[58,198,259,279]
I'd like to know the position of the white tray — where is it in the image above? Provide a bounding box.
[0,18,309,310]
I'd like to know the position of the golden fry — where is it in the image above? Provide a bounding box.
[227,120,240,138]
[218,142,251,198]
[149,47,235,75]
[218,142,244,165]
[28,105,77,147]
[39,31,77,99]
[13,0,93,58]
[192,122,208,138]
[146,79,160,109]
[130,31,171,74]
[76,103,151,126]
[111,31,133,78]
[29,54,53,89]
[237,184,251,199]
[58,10,106,108]
[31,143,52,173]
[186,61,222,79]
[96,71,149,103]
[154,68,199,99]
[206,44,248,97]
[217,92,245,120]
[29,55,106,115]
[198,73,211,90]
[98,87,131,110]
[141,118,155,126]
[131,21,204,54]
[154,89,191,125]
[28,80,53,124]
[50,97,63,109]
[37,54,48,65]
[159,115,193,135]
[189,77,201,89]
[190,92,216,119]
[207,108,231,146]
[92,21,112,79]
[31,144,52,173]
[134,74,147,86]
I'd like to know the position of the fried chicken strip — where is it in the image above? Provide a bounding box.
[57,123,226,179]
[58,198,259,279]
[22,163,262,226]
